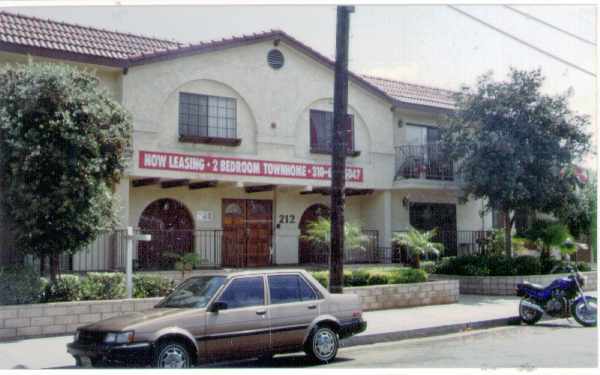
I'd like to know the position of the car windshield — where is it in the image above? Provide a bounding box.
[157,276,226,308]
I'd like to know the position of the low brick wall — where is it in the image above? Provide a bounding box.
[0,280,459,341]
[345,280,459,311]
[0,298,161,341]
[431,271,597,295]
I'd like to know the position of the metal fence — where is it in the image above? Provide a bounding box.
[394,144,455,181]
[392,230,494,260]
[299,229,381,265]
[9,228,382,272]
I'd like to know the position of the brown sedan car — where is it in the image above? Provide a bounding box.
[67,269,366,368]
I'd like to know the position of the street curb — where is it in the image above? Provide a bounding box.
[340,316,522,348]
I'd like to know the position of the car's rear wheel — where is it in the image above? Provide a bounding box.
[154,341,192,368]
[305,326,339,364]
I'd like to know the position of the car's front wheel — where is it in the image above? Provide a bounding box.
[305,326,339,364]
[154,341,192,368]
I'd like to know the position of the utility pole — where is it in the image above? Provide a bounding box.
[329,5,354,294]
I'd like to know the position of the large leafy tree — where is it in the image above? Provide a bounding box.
[442,68,590,256]
[556,171,595,238]
[0,63,132,280]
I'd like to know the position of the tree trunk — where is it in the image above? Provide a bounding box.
[503,209,512,257]
[49,254,59,282]
[412,254,421,269]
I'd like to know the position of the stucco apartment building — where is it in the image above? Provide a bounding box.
[0,11,495,271]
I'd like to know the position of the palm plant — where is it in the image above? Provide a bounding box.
[301,217,368,252]
[524,220,576,260]
[164,252,204,279]
[392,228,444,269]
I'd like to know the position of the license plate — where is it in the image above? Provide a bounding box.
[80,356,92,368]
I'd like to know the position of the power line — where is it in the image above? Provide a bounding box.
[504,5,596,46]
[447,5,596,77]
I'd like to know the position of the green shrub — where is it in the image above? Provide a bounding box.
[575,262,592,272]
[311,267,428,288]
[367,272,389,286]
[434,255,547,276]
[80,273,126,300]
[388,268,428,284]
[345,270,369,287]
[513,256,542,275]
[487,255,516,276]
[540,257,562,274]
[0,265,45,305]
[420,261,436,274]
[133,274,174,298]
[43,274,82,302]
[311,271,328,288]
[460,264,489,276]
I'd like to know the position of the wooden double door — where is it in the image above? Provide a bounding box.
[222,199,273,267]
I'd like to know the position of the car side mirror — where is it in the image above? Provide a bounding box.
[209,301,228,313]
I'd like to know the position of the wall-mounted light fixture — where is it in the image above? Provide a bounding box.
[402,196,410,208]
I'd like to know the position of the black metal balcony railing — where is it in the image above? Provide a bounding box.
[395,144,455,181]
[392,230,494,260]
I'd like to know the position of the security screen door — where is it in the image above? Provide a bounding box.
[409,202,458,256]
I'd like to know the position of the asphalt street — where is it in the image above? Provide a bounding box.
[219,320,597,369]
[0,319,596,369]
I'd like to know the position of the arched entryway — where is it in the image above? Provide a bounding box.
[298,204,330,264]
[137,198,194,270]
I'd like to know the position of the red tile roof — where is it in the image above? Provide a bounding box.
[0,10,182,64]
[0,10,455,110]
[362,75,456,110]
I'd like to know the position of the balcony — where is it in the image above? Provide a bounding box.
[394,143,455,181]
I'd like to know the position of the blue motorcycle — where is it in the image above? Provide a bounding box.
[516,265,597,327]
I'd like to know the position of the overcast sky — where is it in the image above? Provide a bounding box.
[2,3,597,164]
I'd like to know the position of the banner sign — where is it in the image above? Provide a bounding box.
[138,150,363,182]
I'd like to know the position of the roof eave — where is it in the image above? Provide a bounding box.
[0,42,128,69]
[392,100,455,114]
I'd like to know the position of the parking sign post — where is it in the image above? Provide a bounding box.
[125,227,151,299]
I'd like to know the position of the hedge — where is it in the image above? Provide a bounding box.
[0,268,175,305]
[433,255,591,277]
[311,268,428,288]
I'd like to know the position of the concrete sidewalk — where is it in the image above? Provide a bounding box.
[343,294,521,347]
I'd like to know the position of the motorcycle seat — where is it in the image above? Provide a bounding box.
[521,281,545,291]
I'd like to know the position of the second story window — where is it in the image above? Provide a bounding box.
[178,92,240,146]
[309,109,359,157]
[405,124,440,145]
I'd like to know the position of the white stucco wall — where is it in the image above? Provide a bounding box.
[122,40,395,189]
[0,40,495,266]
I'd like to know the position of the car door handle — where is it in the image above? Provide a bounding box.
[256,309,267,315]
[307,305,317,310]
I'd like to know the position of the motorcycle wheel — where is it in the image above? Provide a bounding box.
[519,298,543,325]
[571,296,597,327]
